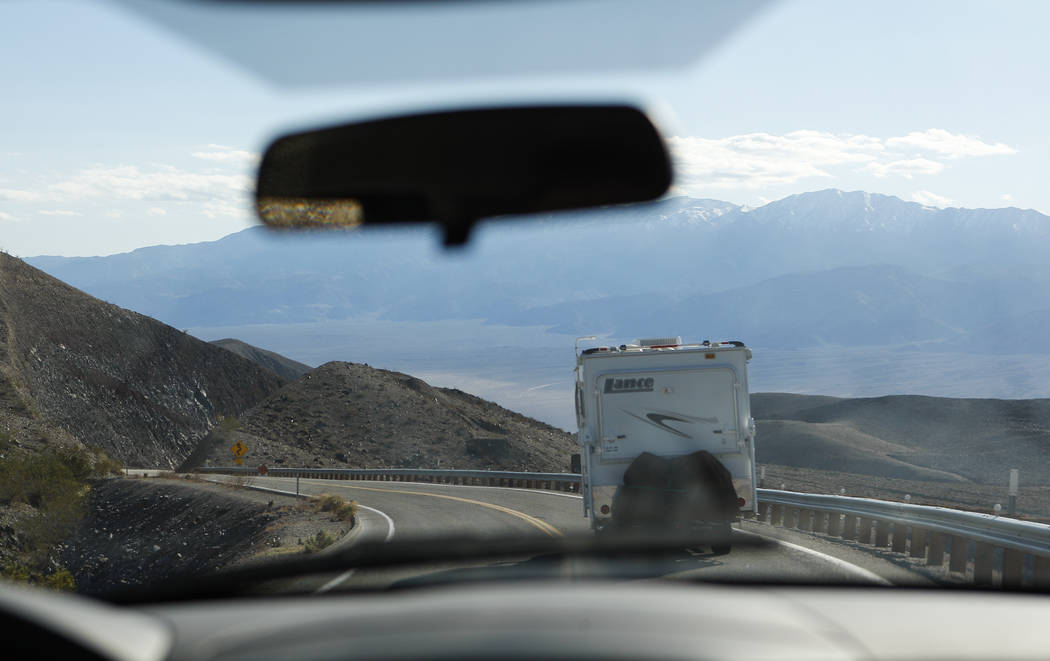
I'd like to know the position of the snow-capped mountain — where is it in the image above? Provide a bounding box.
[26,189,1050,352]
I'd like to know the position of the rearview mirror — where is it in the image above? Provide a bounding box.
[255,105,672,246]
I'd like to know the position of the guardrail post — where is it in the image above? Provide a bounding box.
[785,507,799,529]
[926,532,946,566]
[757,502,770,522]
[874,520,890,547]
[1035,556,1050,588]
[859,518,876,544]
[891,524,907,553]
[770,504,784,527]
[812,511,827,534]
[841,514,858,540]
[1002,549,1024,588]
[949,536,969,575]
[825,511,841,536]
[973,543,995,586]
[798,509,813,531]
[909,527,926,558]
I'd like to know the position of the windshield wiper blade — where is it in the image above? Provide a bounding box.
[104,530,769,604]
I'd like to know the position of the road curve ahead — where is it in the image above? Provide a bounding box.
[204,475,935,590]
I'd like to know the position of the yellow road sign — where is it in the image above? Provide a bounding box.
[231,440,247,458]
[234,457,243,465]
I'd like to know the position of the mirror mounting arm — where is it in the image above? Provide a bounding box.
[441,215,476,248]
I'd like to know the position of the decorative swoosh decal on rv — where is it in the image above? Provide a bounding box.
[622,410,691,438]
[620,409,720,439]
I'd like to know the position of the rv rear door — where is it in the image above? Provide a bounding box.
[596,367,739,461]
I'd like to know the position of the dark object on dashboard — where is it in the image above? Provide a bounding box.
[255,104,672,246]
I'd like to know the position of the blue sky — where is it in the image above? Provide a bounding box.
[2,0,1048,257]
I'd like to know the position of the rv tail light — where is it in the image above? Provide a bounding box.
[737,497,746,507]
[600,504,611,515]
[705,353,716,359]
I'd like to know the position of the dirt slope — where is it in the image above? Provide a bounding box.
[753,392,1050,485]
[61,477,346,595]
[0,252,285,467]
[210,338,312,381]
[196,361,576,472]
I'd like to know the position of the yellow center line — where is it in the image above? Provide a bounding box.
[298,480,563,537]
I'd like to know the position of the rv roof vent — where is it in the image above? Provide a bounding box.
[636,336,682,347]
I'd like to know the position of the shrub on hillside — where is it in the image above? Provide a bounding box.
[0,444,122,586]
[308,493,358,522]
[218,416,241,434]
[0,449,84,509]
[303,529,336,553]
[1,560,76,591]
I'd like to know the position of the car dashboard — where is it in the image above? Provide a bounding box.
[6,578,1050,661]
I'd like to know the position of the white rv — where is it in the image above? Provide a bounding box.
[574,337,757,538]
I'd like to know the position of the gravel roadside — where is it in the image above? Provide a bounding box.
[62,475,356,595]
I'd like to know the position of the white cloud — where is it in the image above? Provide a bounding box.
[0,187,41,201]
[864,157,945,179]
[911,190,955,207]
[668,130,883,190]
[191,144,260,167]
[1001,193,1014,202]
[887,129,1016,158]
[0,211,16,222]
[147,207,167,216]
[202,199,249,219]
[38,209,82,216]
[668,127,1015,194]
[50,165,252,202]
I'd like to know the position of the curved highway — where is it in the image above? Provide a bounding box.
[204,475,937,590]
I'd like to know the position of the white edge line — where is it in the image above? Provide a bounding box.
[315,504,395,594]
[236,479,886,586]
[291,476,584,500]
[742,529,893,586]
[358,504,396,543]
[223,476,395,540]
[194,476,396,593]
[316,571,356,593]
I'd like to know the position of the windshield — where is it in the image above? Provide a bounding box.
[3,0,1050,597]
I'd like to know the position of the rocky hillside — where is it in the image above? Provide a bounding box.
[196,361,576,472]
[753,393,1050,485]
[0,252,285,468]
[210,338,312,381]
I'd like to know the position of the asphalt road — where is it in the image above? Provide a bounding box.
[204,475,937,591]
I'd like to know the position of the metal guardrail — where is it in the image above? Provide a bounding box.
[757,488,1050,587]
[197,466,582,493]
[197,466,1050,586]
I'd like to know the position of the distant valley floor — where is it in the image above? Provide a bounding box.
[191,319,1050,431]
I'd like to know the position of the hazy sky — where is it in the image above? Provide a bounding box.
[3,0,1048,257]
